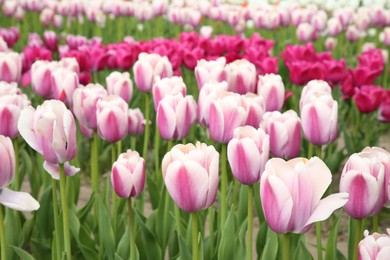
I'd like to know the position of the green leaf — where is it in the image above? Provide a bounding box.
[293,240,313,260]
[217,209,235,260]
[237,186,248,225]
[177,236,192,260]
[155,187,173,251]
[78,225,98,259]
[11,246,36,260]
[260,229,278,260]
[35,186,54,240]
[69,206,80,241]
[256,221,268,257]
[116,226,130,259]
[97,195,116,259]
[325,214,342,260]
[76,193,95,224]
[4,209,22,259]
[135,210,162,260]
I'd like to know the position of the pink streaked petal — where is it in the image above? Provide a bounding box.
[269,121,288,157]
[209,102,224,143]
[43,161,80,180]
[157,103,176,140]
[204,152,219,208]
[164,160,209,212]
[111,164,132,198]
[17,106,41,153]
[134,62,153,92]
[0,188,40,212]
[301,105,321,145]
[377,248,390,260]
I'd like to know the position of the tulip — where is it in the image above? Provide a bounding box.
[311,10,327,31]
[346,25,363,42]
[152,76,186,109]
[353,85,383,114]
[227,126,269,185]
[0,52,22,83]
[133,52,173,92]
[72,83,108,130]
[111,150,146,198]
[297,23,315,42]
[0,93,30,138]
[106,71,133,103]
[194,57,226,90]
[358,230,390,259]
[162,142,219,212]
[43,31,58,51]
[327,17,343,36]
[18,100,77,165]
[199,25,213,38]
[241,93,265,128]
[257,74,285,112]
[300,86,338,146]
[96,95,128,143]
[340,150,387,219]
[224,59,257,94]
[209,91,247,144]
[260,157,349,234]
[0,81,20,96]
[383,27,390,46]
[197,81,228,127]
[300,80,332,111]
[157,94,197,140]
[128,108,145,135]
[0,135,39,211]
[31,60,56,98]
[260,110,301,159]
[51,67,79,106]
[325,38,337,51]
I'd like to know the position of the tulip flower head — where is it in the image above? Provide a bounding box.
[106,71,133,103]
[260,157,349,234]
[257,74,285,112]
[162,142,219,212]
[358,229,390,260]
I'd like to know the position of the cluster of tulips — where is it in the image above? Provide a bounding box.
[1,0,390,260]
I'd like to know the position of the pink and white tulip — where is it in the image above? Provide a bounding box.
[106,71,133,103]
[358,230,390,260]
[260,157,349,234]
[0,52,22,83]
[128,108,145,135]
[194,57,226,90]
[0,92,30,138]
[257,74,285,112]
[162,142,219,212]
[152,76,186,109]
[51,68,79,106]
[224,59,257,94]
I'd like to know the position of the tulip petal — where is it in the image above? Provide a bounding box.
[260,174,293,233]
[43,161,80,180]
[303,192,349,231]
[164,160,209,212]
[306,157,332,206]
[157,102,176,140]
[18,106,41,154]
[209,101,224,142]
[270,121,288,157]
[0,188,40,212]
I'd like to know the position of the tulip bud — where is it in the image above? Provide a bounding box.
[227,126,269,185]
[51,67,79,106]
[297,23,315,42]
[0,52,22,83]
[106,71,133,103]
[260,110,301,159]
[257,74,285,112]
[327,17,343,36]
[128,108,145,135]
[194,57,226,90]
[325,38,337,51]
[241,93,265,128]
[353,85,383,114]
[152,76,186,110]
[111,150,146,198]
[0,93,30,138]
[260,157,349,234]
[0,135,15,188]
[96,95,128,142]
[162,142,219,212]
[224,59,257,94]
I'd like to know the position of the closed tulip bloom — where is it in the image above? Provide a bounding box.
[0,52,22,83]
[128,108,145,135]
[340,150,387,219]
[359,230,390,260]
[325,38,337,51]
[260,157,349,234]
[353,85,383,114]
[194,57,226,90]
[72,83,107,130]
[297,23,315,42]
[228,126,269,185]
[106,71,133,103]
[96,95,128,142]
[300,88,338,146]
[346,25,363,42]
[300,80,332,111]
[152,76,186,109]
[225,59,257,94]
[260,110,301,159]
[31,60,56,98]
[18,100,77,164]
[133,52,173,92]
[0,81,20,96]
[383,28,390,46]
[197,81,228,127]
[43,31,58,51]
[311,10,327,31]
[162,142,219,212]
[51,67,79,106]
[241,93,265,128]
[157,94,197,140]
[0,135,39,211]
[257,74,285,112]
[111,150,146,198]
[0,93,30,138]
[209,91,248,143]
[327,17,343,36]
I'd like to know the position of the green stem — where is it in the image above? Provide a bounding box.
[316,222,323,260]
[13,139,19,190]
[154,126,161,183]
[317,145,322,159]
[142,93,151,161]
[51,179,62,260]
[175,205,182,237]
[247,186,254,260]
[221,144,228,229]
[353,219,363,260]
[130,136,136,150]
[117,140,122,155]
[111,143,117,230]
[372,215,379,233]
[191,212,199,260]
[283,233,290,260]
[0,205,6,260]
[209,207,215,259]
[128,198,136,260]
[167,140,173,153]
[59,163,71,259]
[308,142,313,158]
[91,132,99,193]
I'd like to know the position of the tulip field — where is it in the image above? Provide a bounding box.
[2,0,390,259]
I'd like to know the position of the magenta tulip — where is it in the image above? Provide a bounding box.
[96,95,128,142]
[162,142,219,212]
[152,76,186,109]
[358,230,390,260]
[228,126,269,185]
[157,94,197,140]
[260,157,349,234]
[257,74,285,112]
[340,150,387,219]
[111,150,146,198]
[260,110,301,159]
[18,100,77,165]
[106,71,133,103]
